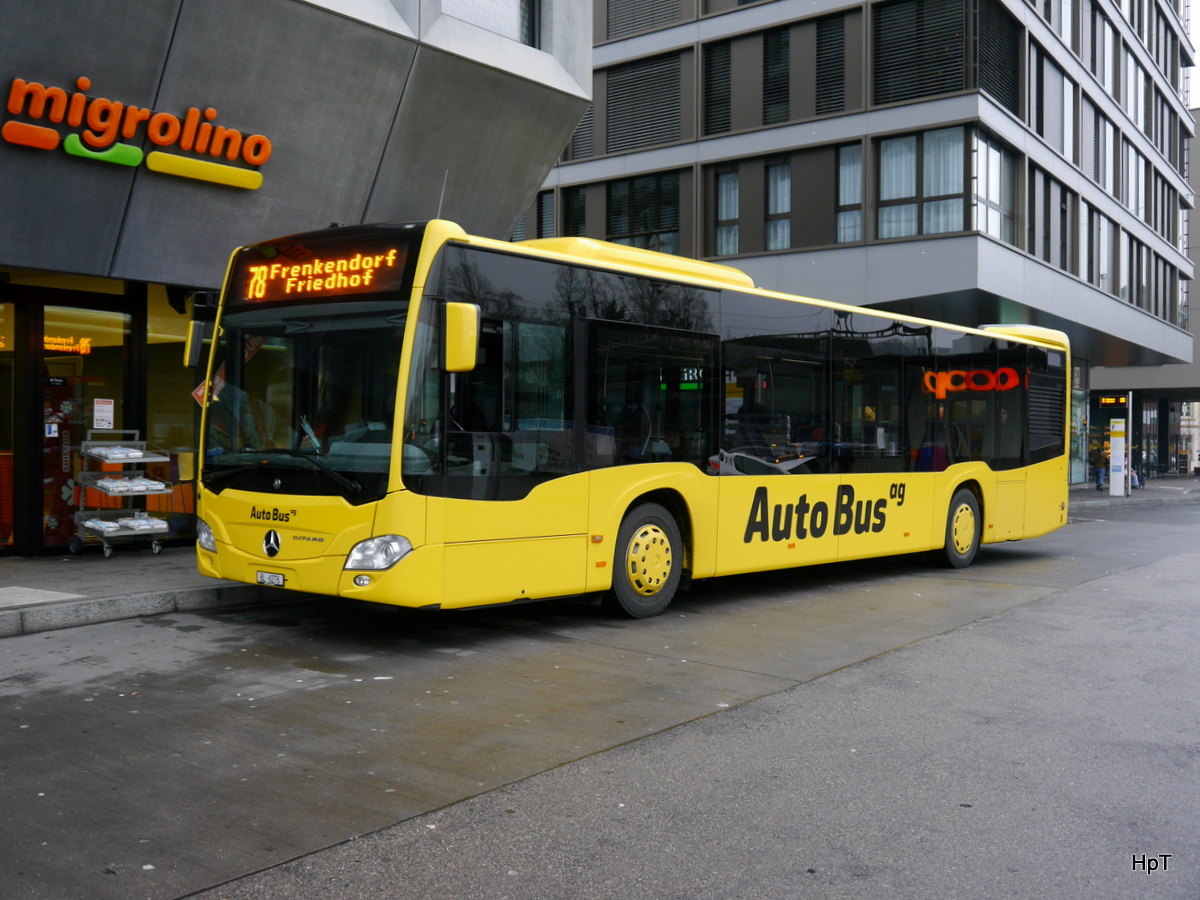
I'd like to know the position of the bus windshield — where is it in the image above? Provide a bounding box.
[201,299,406,502]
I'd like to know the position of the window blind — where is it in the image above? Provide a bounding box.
[763,27,791,124]
[704,42,732,135]
[608,0,681,39]
[816,17,844,115]
[608,55,682,153]
[874,0,965,105]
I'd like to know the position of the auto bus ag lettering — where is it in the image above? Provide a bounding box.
[3,76,271,189]
[743,483,906,543]
[249,506,294,523]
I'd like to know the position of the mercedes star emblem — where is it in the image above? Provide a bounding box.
[263,529,281,558]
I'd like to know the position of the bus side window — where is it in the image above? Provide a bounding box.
[588,321,717,470]
[448,322,505,433]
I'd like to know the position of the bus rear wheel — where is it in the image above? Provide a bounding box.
[939,488,981,568]
[603,503,682,618]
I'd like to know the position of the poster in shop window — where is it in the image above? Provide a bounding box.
[94,398,114,430]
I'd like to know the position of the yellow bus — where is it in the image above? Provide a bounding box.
[192,220,1069,617]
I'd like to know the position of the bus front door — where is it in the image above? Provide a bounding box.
[432,429,589,610]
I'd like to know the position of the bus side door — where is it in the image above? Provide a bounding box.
[434,317,589,608]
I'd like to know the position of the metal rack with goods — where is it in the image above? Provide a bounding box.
[72,430,173,557]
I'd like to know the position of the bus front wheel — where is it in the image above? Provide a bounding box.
[939,488,981,568]
[603,503,682,618]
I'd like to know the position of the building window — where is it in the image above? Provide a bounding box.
[607,0,682,40]
[1031,44,1075,161]
[815,16,844,115]
[973,130,1015,244]
[1039,0,1076,46]
[1119,230,1132,302]
[1152,171,1178,244]
[877,127,964,238]
[704,42,732,135]
[607,172,680,255]
[521,0,539,46]
[607,54,682,153]
[1119,231,1150,308]
[562,186,586,236]
[766,162,791,250]
[1028,168,1076,272]
[537,190,555,238]
[570,105,594,160]
[1121,140,1148,222]
[1081,99,1116,193]
[923,127,964,233]
[1123,47,1147,134]
[763,27,790,125]
[879,136,918,237]
[1090,5,1116,98]
[442,0,539,46]
[507,196,550,242]
[1083,204,1115,294]
[873,0,965,105]
[976,0,1021,116]
[837,144,863,242]
[715,169,740,255]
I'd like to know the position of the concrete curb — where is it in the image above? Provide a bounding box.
[0,584,309,638]
[1068,489,1200,512]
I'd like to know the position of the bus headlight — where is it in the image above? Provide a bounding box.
[197,517,216,552]
[346,535,412,570]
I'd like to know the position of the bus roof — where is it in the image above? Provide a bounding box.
[515,236,757,290]
[324,221,1068,355]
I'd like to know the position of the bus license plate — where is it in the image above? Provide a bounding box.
[256,571,285,587]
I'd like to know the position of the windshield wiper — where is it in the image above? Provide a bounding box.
[240,448,362,493]
[300,415,324,455]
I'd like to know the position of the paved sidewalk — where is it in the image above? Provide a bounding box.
[1066,471,1200,510]
[2,475,1197,639]
[0,544,308,638]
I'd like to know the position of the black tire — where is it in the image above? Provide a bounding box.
[603,503,683,618]
[939,487,981,568]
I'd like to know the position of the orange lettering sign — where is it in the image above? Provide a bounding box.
[922,367,1020,400]
[244,248,405,302]
[4,76,272,189]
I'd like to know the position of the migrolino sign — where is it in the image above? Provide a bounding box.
[3,76,272,190]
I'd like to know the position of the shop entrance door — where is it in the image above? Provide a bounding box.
[41,306,130,550]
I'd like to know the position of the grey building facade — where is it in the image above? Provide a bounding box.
[0,0,590,554]
[1090,103,1200,474]
[539,0,1195,484]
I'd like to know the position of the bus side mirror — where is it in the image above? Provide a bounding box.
[444,302,480,372]
[184,320,206,368]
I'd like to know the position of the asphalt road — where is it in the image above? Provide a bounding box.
[3,501,1199,899]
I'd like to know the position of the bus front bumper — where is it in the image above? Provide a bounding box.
[197,542,443,609]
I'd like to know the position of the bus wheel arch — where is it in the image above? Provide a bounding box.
[938,481,983,568]
[603,492,689,618]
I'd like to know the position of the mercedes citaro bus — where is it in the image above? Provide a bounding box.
[190,220,1069,617]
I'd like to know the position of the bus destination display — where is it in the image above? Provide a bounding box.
[235,241,408,303]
